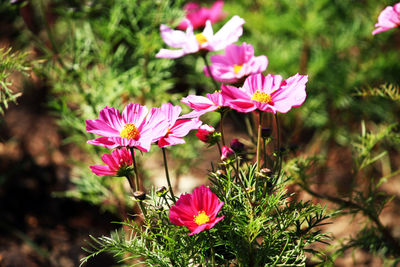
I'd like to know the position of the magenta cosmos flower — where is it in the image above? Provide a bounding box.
[221,73,308,114]
[90,148,132,176]
[180,91,227,119]
[157,103,202,148]
[86,104,168,152]
[178,1,226,30]
[169,185,224,235]
[204,43,268,83]
[156,15,245,59]
[372,3,400,35]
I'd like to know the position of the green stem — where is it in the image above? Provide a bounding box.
[274,114,282,186]
[206,231,216,267]
[130,147,140,191]
[125,174,135,192]
[220,111,226,146]
[245,114,255,144]
[216,141,222,157]
[256,111,263,172]
[162,147,176,203]
[253,111,263,202]
[138,201,148,219]
[201,53,219,90]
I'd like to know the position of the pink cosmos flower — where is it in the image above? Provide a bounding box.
[372,3,400,35]
[221,73,308,114]
[156,15,245,59]
[196,124,215,143]
[204,43,268,83]
[86,104,168,152]
[181,91,227,118]
[221,145,235,161]
[90,148,132,177]
[157,103,202,148]
[178,1,226,30]
[169,185,224,235]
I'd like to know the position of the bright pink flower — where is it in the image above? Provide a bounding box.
[178,1,226,30]
[90,148,133,176]
[372,3,400,35]
[221,73,308,114]
[157,103,202,148]
[169,185,224,235]
[204,43,268,83]
[221,145,235,161]
[196,124,215,143]
[181,91,227,118]
[86,104,168,152]
[156,16,245,59]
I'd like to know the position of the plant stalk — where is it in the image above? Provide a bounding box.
[162,147,176,203]
[130,147,140,191]
[201,53,219,90]
[253,111,263,202]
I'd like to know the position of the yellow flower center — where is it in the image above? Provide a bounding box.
[233,64,243,74]
[195,33,208,45]
[251,90,273,104]
[120,123,140,140]
[193,210,210,225]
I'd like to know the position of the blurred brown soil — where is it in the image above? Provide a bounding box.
[0,75,119,266]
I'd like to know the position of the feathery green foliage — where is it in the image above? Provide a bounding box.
[0,47,30,115]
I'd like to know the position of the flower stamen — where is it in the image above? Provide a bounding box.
[251,90,273,104]
[195,33,208,45]
[193,210,210,225]
[120,123,140,140]
[233,64,243,74]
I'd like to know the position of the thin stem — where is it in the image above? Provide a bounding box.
[130,147,140,191]
[201,54,219,90]
[216,141,222,157]
[162,195,171,209]
[244,114,255,144]
[253,111,263,202]
[274,114,282,186]
[233,158,252,203]
[125,175,135,192]
[138,201,148,219]
[256,111,263,173]
[162,147,176,203]
[220,111,226,146]
[206,231,216,267]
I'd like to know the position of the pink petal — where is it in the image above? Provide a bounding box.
[208,16,245,51]
[156,48,186,59]
[87,137,119,149]
[89,165,115,176]
[122,104,148,128]
[159,24,189,48]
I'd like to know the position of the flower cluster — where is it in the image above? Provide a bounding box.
[87,0,309,236]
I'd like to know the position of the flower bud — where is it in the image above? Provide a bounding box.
[261,128,272,138]
[221,145,235,161]
[133,191,146,201]
[155,205,164,213]
[196,124,215,143]
[156,186,168,197]
[215,169,226,177]
[230,138,244,153]
[260,168,273,177]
